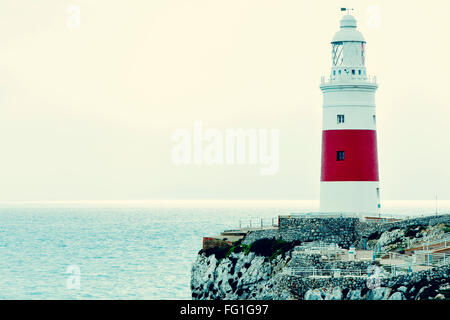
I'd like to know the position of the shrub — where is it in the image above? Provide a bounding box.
[200,238,299,262]
[233,245,243,254]
[202,246,230,260]
[248,238,300,260]
[200,238,245,261]
[404,225,426,238]
[368,231,381,241]
[240,243,252,255]
[225,246,235,259]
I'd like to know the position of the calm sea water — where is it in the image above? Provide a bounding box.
[0,200,448,300]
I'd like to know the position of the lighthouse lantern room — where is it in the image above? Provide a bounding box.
[319,12,380,214]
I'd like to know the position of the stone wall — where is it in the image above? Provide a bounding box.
[202,237,233,250]
[287,265,450,300]
[289,252,372,272]
[243,217,359,248]
[356,214,450,238]
[242,214,450,249]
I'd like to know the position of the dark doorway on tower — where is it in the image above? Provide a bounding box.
[337,151,345,161]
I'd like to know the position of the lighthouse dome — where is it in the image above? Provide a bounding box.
[331,14,365,43]
[340,14,357,28]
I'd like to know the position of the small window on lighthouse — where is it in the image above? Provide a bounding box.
[337,114,345,124]
[337,151,345,161]
[352,69,355,75]
[373,115,376,124]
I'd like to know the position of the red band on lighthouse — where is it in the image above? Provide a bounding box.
[321,130,379,182]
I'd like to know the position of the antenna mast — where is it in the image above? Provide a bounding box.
[340,7,354,14]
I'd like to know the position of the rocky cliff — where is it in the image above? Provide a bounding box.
[191,215,450,300]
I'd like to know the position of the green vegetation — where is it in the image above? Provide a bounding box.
[268,249,283,262]
[200,238,300,262]
[246,238,300,262]
[404,225,426,238]
[239,243,252,255]
[201,245,230,260]
[224,245,235,259]
[444,223,450,233]
[368,231,381,241]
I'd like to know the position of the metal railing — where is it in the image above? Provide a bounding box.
[238,217,278,230]
[418,235,450,251]
[320,75,377,85]
[293,243,347,260]
[381,264,414,276]
[413,252,449,267]
[379,250,449,270]
[285,267,369,278]
[383,251,414,263]
[285,212,400,222]
[286,212,363,219]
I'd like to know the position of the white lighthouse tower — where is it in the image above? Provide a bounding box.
[319,12,380,214]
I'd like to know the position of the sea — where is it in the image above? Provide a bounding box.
[0,200,448,300]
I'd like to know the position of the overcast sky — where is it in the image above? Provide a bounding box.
[0,0,449,201]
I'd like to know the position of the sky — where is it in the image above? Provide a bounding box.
[0,0,449,201]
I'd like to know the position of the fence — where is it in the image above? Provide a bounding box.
[285,267,368,278]
[293,243,347,261]
[285,212,403,223]
[383,251,414,264]
[379,250,448,271]
[417,235,450,251]
[286,212,363,219]
[238,217,278,230]
[381,264,413,276]
[413,252,449,267]
[320,75,377,85]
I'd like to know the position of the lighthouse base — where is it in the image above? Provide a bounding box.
[320,181,380,214]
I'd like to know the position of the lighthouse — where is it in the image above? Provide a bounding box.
[319,12,380,214]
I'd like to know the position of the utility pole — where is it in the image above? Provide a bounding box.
[435,193,438,216]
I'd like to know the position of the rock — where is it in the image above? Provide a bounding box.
[439,284,450,291]
[367,287,389,300]
[377,229,405,248]
[328,287,343,300]
[304,289,324,300]
[416,285,429,299]
[388,292,404,300]
[434,294,445,300]
[347,289,362,300]
[397,286,407,293]
[192,217,450,300]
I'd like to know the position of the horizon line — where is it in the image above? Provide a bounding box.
[0,199,447,204]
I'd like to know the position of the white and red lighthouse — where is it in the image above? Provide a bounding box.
[319,13,380,214]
